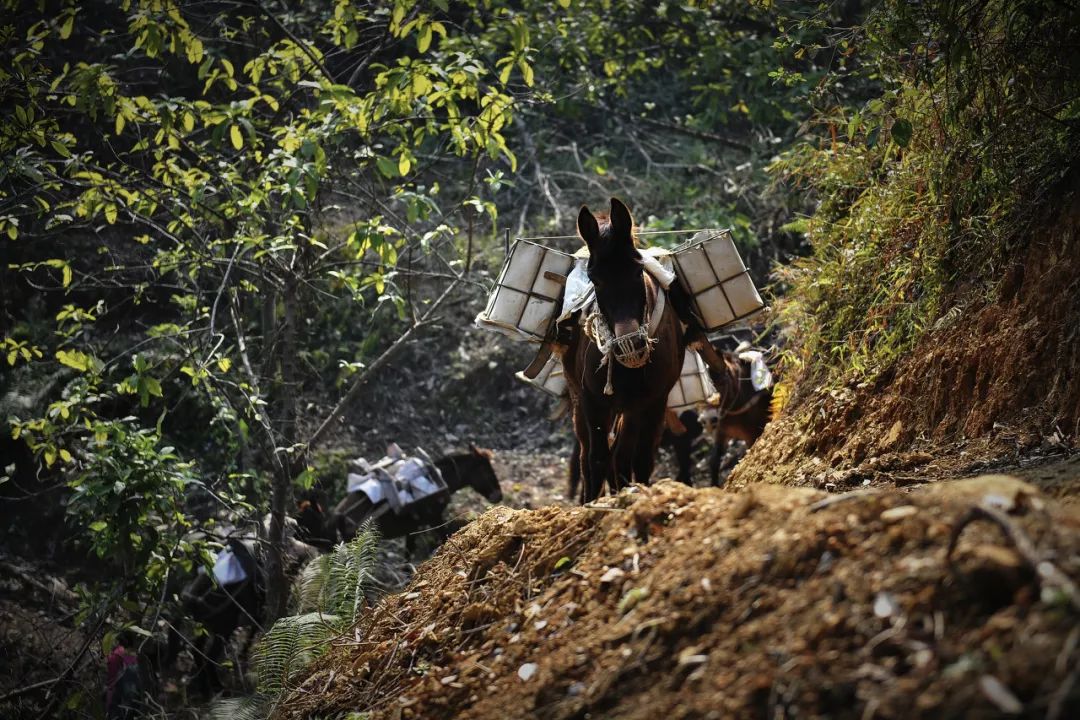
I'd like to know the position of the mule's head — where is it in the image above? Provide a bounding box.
[578,198,650,361]
[467,443,503,503]
[295,492,336,551]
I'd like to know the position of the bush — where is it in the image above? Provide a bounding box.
[771,0,1080,386]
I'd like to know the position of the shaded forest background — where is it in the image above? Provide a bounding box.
[1,0,1078,716]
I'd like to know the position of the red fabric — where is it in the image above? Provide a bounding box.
[105,645,137,707]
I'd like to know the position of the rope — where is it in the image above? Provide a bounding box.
[583,276,666,395]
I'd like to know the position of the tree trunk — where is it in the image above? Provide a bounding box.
[264,279,300,622]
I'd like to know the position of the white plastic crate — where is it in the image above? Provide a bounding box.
[667,348,717,412]
[671,229,764,331]
[475,240,575,342]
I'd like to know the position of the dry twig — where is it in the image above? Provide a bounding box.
[946,503,1080,612]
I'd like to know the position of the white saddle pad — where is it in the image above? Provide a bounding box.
[212,547,248,586]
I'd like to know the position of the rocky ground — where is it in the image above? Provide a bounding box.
[279,473,1080,719]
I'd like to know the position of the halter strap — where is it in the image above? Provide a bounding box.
[584,271,667,394]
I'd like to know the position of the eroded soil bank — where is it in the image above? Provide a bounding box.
[280,475,1080,719]
[733,197,1080,494]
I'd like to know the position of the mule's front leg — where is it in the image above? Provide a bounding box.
[577,399,612,502]
[611,414,639,491]
[630,399,669,485]
[567,439,583,504]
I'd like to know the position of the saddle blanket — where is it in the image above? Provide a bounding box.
[558,247,677,323]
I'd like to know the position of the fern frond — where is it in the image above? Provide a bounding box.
[291,521,380,619]
[327,521,380,618]
[231,524,381,713]
[293,552,332,614]
[206,694,273,720]
[251,612,340,696]
[291,522,379,618]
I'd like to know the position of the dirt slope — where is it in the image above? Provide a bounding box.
[280,477,1079,719]
[733,193,1080,493]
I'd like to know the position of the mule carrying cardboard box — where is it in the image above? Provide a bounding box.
[671,229,764,331]
[475,240,575,342]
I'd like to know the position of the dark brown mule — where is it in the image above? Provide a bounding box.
[562,198,686,502]
[706,350,772,485]
[333,446,501,553]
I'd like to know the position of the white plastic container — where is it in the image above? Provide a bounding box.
[517,348,714,412]
[667,348,717,412]
[475,240,575,342]
[671,230,764,331]
[514,352,567,398]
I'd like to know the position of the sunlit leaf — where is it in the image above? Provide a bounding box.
[59,14,74,40]
[56,349,91,372]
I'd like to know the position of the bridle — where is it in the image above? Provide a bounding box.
[584,271,667,394]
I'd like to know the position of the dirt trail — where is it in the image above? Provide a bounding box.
[280,472,1080,719]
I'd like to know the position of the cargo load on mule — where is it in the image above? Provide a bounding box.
[476,226,766,415]
[332,443,504,555]
[336,443,450,535]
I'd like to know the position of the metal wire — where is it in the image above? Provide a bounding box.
[514,228,724,242]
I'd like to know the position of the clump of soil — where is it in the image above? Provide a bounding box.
[279,477,1079,719]
[734,188,1080,493]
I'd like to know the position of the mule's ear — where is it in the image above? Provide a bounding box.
[609,197,634,242]
[577,205,600,249]
[469,441,479,455]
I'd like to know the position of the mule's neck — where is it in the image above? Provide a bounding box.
[713,353,747,411]
[434,453,483,492]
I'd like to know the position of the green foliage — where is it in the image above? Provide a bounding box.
[253,612,342,697]
[1,0,527,622]
[482,0,866,251]
[771,87,952,378]
[294,521,380,618]
[771,0,1080,384]
[209,527,381,720]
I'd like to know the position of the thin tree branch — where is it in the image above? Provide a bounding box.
[306,277,462,450]
[254,0,333,82]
